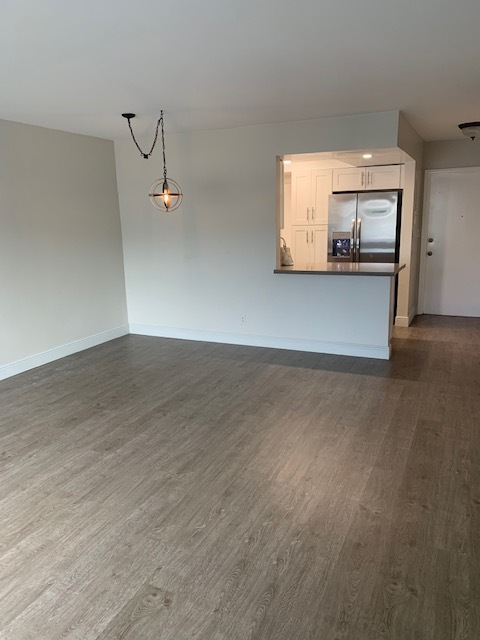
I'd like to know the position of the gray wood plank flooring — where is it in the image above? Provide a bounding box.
[0,314,479,639]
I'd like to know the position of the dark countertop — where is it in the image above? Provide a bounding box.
[274,262,406,277]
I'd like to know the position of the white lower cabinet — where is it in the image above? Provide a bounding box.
[292,225,328,263]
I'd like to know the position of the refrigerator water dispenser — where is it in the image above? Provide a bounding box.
[331,232,352,260]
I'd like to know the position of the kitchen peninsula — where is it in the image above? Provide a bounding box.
[275,262,404,277]
[274,262,405,360]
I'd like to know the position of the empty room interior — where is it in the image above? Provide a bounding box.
[1,1,480,638]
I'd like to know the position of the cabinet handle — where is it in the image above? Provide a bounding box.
[311,231,314,243]
[306,207,310,220]
[367,171,371,185]
[361,172,364,186]
[312,207,315,220]
[306,230,308,243]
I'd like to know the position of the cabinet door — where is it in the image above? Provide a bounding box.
[311,225,328,263]
[291,171,311,225]
[365,165,401,190]
[292,226,310,263]
[332,167,365,191]
[311,170,332,223]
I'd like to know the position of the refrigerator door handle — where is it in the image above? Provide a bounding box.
[350,218,356,261]
[357,218,362,260]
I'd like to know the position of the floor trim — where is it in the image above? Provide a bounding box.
[395,308,417,327]
[129,323,390,360]
[0,325,130,381]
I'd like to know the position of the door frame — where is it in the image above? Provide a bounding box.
[418,166,480,315]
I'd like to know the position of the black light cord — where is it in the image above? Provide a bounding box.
[160,111,168,182]
[124,111,162,159]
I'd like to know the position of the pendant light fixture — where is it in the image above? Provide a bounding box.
[122,110,183,212]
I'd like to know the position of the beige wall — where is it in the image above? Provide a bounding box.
[396,114,425,324]
[424,139,480,169]
[116,111,402,357]
[0,120,128,376]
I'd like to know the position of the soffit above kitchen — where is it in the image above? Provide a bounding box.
[1,0,479,141]
[283,148,413,171]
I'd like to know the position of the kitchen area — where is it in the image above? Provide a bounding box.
[279,150,407,267]
[275,148,418,359]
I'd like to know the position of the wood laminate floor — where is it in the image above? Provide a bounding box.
[0,315,479,639]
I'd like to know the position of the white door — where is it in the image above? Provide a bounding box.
[422,168,480,316]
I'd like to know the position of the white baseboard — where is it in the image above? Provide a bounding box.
[395,308,417,327]
[0,325,129,381]
[395,315,410,327]
[129,323,390,360]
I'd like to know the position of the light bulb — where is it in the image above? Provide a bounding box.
[162,180,170,206]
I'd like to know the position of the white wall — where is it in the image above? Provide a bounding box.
[0,120,128,378]
[116,111,400,355]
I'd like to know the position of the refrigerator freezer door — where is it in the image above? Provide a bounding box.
[327,194,357,261]
[357,192,399,263]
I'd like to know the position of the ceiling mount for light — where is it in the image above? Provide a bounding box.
[122,110,183,212]
[458,121,480,141]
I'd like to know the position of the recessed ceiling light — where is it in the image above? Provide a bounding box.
[362,153,373,159]
[283,159,292,164]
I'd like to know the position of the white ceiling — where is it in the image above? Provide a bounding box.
[1,0,479,142]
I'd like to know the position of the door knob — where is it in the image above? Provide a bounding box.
[428,237,434,242]
[427,251,433,256]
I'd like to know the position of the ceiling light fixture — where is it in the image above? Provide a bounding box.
[458,122,480,141]
[283,159,292,164]
[362,153,373,159]
[122,110,183,212]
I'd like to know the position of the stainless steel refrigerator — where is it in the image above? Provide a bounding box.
[327,191,402,263]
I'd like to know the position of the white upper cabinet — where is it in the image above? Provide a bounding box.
[365,165,402,190]
[332,167,365,191]
[332,165,402,192]
[291,171,311,225]
[291,169,332,225]
[311,170,332,223]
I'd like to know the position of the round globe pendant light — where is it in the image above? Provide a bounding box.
[149,177,182,212]
[149,111,182,212]
[122,110,183,213]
